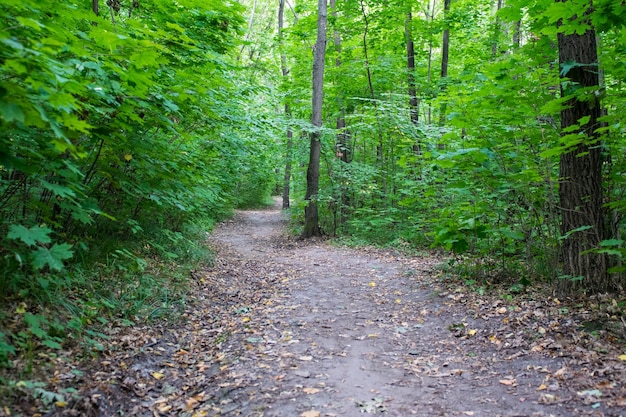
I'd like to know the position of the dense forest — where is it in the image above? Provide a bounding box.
[1,0,625,411]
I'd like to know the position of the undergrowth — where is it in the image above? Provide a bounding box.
[0,219,215,410]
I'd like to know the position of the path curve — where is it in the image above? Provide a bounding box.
[66,200,625,417]
[194,202,585,417]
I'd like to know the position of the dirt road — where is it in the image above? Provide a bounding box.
[62,201,626,416]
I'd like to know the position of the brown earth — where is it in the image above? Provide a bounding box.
[24,200,626,416]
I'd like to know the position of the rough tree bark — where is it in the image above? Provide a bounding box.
[302,0,328,238]
[557,3,616,294]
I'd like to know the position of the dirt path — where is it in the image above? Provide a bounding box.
[59,201,626,416]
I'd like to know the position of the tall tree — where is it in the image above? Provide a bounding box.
[302,0,328,238]
[239,0,259,60]
[439,0,451,125]
[491,0,504,57]
[279,0,293,209]
[331,0,348,164]
[556,2,614,293]
[405,8,421,160]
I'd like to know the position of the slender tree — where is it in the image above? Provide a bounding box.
[556,2,615,293]
[331,0,348,164]
[279,0,293,209]
[302,0,328,238]
[405,8,422,165]
[239,0,259,60]
[491,0,504,57]
[439,0,451,125]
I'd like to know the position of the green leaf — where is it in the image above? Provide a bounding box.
[559,225,593,241]
[41,339,62,349]
[24,313,47,339]
[40,180,76,198]
[32,243,74,271]
[7,225,52,246]
[600,239,624,247]
[0,101,25,123]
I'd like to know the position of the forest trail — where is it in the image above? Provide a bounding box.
[65,199,625,417]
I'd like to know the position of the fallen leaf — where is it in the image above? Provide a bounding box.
[536,384,547,391]
[369,282,376,287]
[299,355,313,361]
[618,354,626,361]
[301,411,320,417]
[577,389,602,398]
[499,378,516,386]
[538,393,557,404]
[152,371,165,380]
[303,387,320,394]
[468,329,477,336]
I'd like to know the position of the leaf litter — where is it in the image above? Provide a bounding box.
[6,199,626,416]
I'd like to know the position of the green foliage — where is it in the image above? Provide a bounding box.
[278,0,625,291]
[0,0,282,384]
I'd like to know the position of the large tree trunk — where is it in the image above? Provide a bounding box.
[278,0,292,209]
[302,0,328,238]
[557,8,615,294]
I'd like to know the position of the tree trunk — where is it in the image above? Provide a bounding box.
[512,20,521,48]
[279,0,292,209]
[239,0,258,60]
[426,0,436,124]
[557,7,615,294]
[405,10,421,159]
[92,0,99,16]
[331,0,349,164]
[330,0,351,229]
[406,11,419,127]
[439,0,451,126]
[302,0,328,238]
[282,106,293,209]
[491,0,503,57]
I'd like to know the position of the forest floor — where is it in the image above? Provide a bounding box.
[12,199,626,416]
